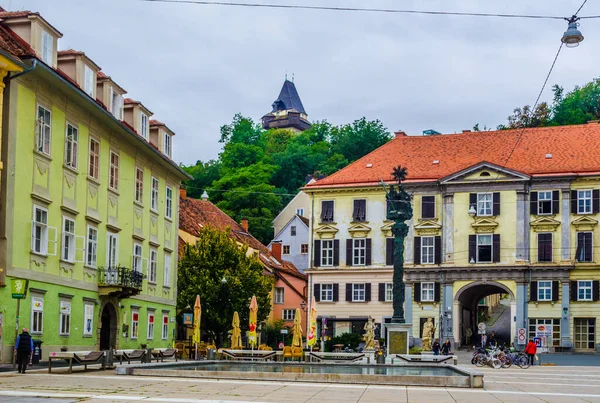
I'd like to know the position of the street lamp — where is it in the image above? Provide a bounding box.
[300,300,307,311]
[562,16,584,48]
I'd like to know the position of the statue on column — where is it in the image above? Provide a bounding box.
[422,317,435,351]
[363,316,377,350]
[383,165,413,324]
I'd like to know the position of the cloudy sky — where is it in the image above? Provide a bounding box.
[7,0,600,165]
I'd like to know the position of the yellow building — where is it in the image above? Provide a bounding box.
[305,125,600,352]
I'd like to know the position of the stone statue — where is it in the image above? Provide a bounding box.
[422,317,435,351]
[465,327,473,345]
[383,165,413,324]
[363,316,376,350]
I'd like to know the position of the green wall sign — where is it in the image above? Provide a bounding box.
[11,279,28,299]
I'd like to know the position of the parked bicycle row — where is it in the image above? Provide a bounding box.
[471,339,537,369]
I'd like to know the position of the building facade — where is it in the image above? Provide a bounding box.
[0,9,189,362]
[269,214,310,273]
[305,125,600,352]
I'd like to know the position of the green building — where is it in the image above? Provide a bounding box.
[0,9,189,362]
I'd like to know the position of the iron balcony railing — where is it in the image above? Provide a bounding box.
[97,266,144,290]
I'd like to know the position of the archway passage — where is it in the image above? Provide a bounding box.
[100,302,117,350]
[455,282,514,347]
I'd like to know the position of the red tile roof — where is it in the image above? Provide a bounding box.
[97,71,108,79]
[150,119,165,126]
[124,98,139,105]
[179,195,305,279]
[0,10,63,36]
[308,124,600,188]
[0,24,34,61]
[57,49,84,56]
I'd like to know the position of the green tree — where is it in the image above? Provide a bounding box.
[219,113,264,145]
[329,118,392,163]
[181,159,221,199]
[178,226,273,346]
[498,103,550,130]
[551,79,600,126]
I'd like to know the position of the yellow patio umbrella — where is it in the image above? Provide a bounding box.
[248,295,258,349]
[231,311,242,349]
[292,308,303,347]
[307,297,317,349]
[193,295,201,359]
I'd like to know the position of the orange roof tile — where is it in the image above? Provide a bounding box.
[0,24,34,61]
[308,124,600,188]
[97,71,108,79]
[124,98,139,105]
[150,119,165,126]
[0,10,63,36]
[57,49,84,56]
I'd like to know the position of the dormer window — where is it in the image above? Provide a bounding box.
[41,30,53,65]
[84,65,94,97]
[140,112,148,139]
[164,132,172,157]
[111,90,123,119]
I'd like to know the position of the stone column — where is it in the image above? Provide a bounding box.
[442,283,454,343]
[443,194,454,263]
[515,282,528,347]
[560,281,571,348]
[405,283,413,336]
[516,191,529,261]
[405,216,414,264]
[561,189,571,261]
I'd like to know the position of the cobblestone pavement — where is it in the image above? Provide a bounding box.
[2,363,600,403]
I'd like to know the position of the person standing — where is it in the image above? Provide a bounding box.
[14,327,33,374]
[488,331,497,348]
[524,339,537,366]
[441,339,451,355]
[432,339,440,356]
[481,333,487,348]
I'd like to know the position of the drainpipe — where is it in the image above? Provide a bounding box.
[5,58,37,82]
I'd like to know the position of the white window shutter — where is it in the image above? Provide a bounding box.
[75,235,85,263]
[141,257,148,274]
[31,221,36,251]
[47,226,58,256]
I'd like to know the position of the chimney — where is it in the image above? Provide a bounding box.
[179,187,186,199]
[241,219,249,232]
[271,242,282,261]
[395,131,407,138]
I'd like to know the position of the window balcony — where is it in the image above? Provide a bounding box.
[97,266,144,299]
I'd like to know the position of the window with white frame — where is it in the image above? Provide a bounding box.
[147,312,155,340]
[31,297,44,334]
[112,91,123,119]
[151,177,159,211]
[421,282,435,302]
[578,190,593,214]
[538,191,553,215]
[109,151,119,191]
[86,226,98,267]
[41,30,53,65]
[282,309,295,321]
[131,310,139,339]
[132,243,142,273]
[283,245,290,255]
[162,314,169,340]
[274,287,284,304]
[578,280,593,301]
[36,105,51,155]
[296,208,304,216]
[321,240,334,267]
[421,236,435,264]
[59,300,71,336]
[107,232,118,268]
[352,283,366,302]
[65,123,78,169]
[165,186,173,219]
[290,226,297,236]
[135,168,144,203]
[149,249,158,283]
[141,112,148,139]
[385,283,393,302]
[301,244,308,254]
[321,284,333,301]
[538,281,552,301]
[61,217,76,262]
[477,193,493,216]
[88,138,100,180]
[83,303,94,337]
[477,234,493,263]
[164,132,171,157]
[164,252,172,287]
[84,65,94,97]
[353,238,366,266]
[32,205,55,255]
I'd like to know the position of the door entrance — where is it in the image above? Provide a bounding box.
[100,302,117,350]
[574,318,596,351]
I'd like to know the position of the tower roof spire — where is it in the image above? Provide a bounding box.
[271,79,307,115]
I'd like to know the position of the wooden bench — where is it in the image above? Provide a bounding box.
[116,349,147,364]
[49,351,106,373]
[151,348,178,362]
[394,354,458,365]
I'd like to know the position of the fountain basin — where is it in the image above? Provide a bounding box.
[122,361,483,388]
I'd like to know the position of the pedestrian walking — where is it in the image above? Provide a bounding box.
[481,333,487,348]
[14,327,33,374]
[432,338,440,356]
[524,339,537,366]
[441,339,451,355]
[488,331,497,348]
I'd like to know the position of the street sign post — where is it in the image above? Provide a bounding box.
[517,328,527,345]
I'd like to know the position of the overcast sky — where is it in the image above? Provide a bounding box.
[7,0,600,165]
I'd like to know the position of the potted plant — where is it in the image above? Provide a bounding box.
[60,346,68,352]
[140,343,147,349]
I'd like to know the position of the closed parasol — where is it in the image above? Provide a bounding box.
[292,308,303,347]
[193,295,201,359]
[307,297,317,349]
[231,311,242,349]
[248,295,258,348]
